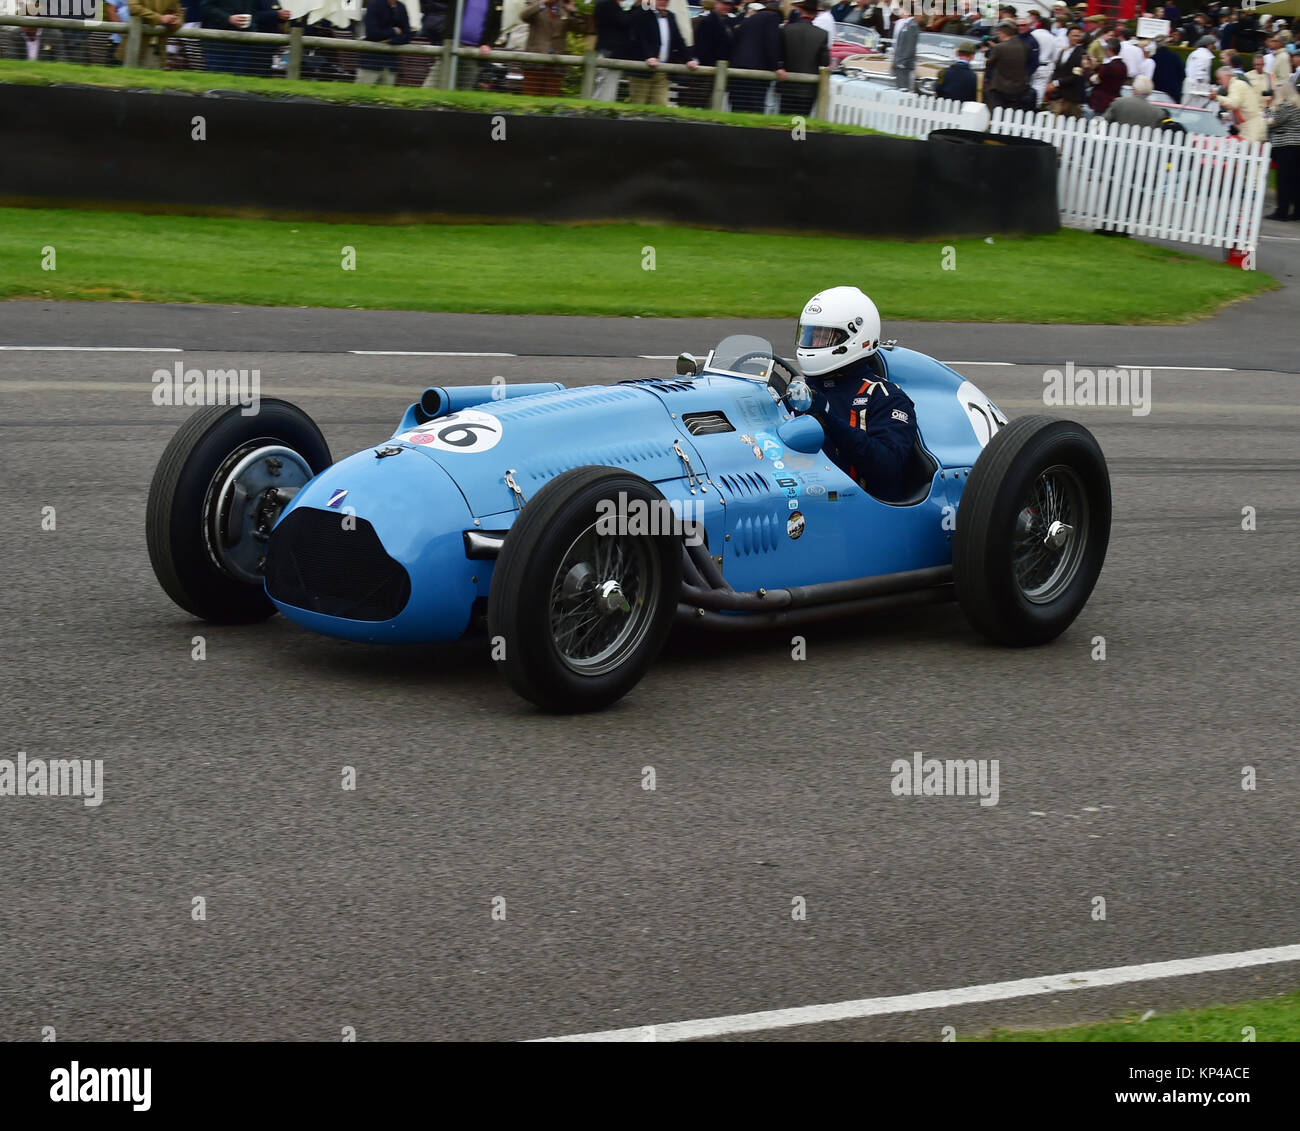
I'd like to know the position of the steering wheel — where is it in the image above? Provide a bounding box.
[730,350,803,409]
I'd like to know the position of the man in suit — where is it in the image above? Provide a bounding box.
[1219,10,1239,52]
[629,0,697,106]
[358,0,411,85]
[1217,63,1266,142]
[830,0,866,25]
[681,0,731,106]
[202,0,288,74]
[891,5,919,92]
[1245,52,1274,102]
[128,0,184,69]
[695,0,735,67]
[934,40,977,103]
[856,3,892,37]
[593,0,635,101]
[1266,33,1293,89]
[1045,24,1088,118]
[1105,74,1169,127]
[521,0,586,95]
[984,19,1027,111]
[1151,34,1185,103]
[779,0,829,115]
[730,0,784,113]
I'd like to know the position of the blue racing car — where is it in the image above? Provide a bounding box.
[147,333,1111,712]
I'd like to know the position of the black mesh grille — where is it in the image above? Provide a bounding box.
[266,508,410,622]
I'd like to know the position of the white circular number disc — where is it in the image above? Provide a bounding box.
[399,409,503,454]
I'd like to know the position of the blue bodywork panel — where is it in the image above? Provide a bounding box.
[267,345,1008,643]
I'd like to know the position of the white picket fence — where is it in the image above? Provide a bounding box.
[826,83,1271,252]
[829,81,971,138]
[991,107,1270,249]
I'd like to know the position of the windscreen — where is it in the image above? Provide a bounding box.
[704,335,777,380]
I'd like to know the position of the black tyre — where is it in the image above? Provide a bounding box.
[953,416,1110,646]
[146,399,331,624]
[488,466,684,713]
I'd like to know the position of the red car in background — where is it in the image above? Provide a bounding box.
[830,21,882,67]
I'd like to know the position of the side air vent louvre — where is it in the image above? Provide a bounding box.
[619,378,696,393]
[716,472,773,498]
[682,411,735,436]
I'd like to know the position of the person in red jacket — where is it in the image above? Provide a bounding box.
[1089,37,1126,113]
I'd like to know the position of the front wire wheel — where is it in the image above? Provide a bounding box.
[488,466,683,713]
[549,523,660,677]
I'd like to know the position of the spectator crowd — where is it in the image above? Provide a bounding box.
[4,1,1294,215]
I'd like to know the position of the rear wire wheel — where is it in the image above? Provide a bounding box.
[953,416,1110,646]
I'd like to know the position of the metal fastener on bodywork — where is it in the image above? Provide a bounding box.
[504,470,526,510]
[672,438,707,494]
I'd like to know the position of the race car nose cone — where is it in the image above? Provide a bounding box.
[1046,520,1073,549]
[596,580,631,616]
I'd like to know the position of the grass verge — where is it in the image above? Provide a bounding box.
[0,208,1274,322]
[0,59,883,135]
[973,991,1300,1042]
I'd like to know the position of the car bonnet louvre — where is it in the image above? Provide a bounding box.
[620,378,696,393]
[486,387,638,420]
[524,440,679,484]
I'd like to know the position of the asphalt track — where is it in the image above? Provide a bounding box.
[1,289,1297,1041]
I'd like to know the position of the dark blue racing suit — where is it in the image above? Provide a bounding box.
[805,357,918,501]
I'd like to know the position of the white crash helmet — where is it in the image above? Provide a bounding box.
[795,286,882,378]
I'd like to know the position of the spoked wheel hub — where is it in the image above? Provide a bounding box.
[549,523,659,677]
[1012,463,1089,605]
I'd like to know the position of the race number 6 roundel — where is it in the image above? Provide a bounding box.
[399,409,503,454]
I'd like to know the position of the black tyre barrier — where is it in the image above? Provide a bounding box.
[1,83,1059,238]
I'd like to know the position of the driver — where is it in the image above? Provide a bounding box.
[792,286,917,502]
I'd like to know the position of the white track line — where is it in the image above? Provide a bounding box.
[940,360,1013,366]
[348,350,516,357]
[0,346,182,352]
[534,943,1300,1042]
